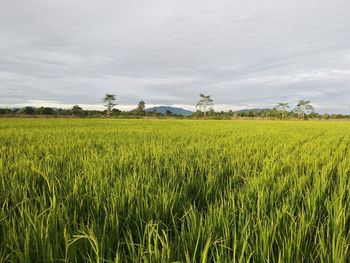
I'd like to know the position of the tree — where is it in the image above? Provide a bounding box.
[112,108,121,115]
[103,94,117,117]
[165,110,173,116]
[294,100,314,119]
[196,94,214,118]
[275,102,289,119]
[208,108,215,117]
[0,108,11,114]
[72,105,83,116]
[136,101,146,116]
[22,106,36,115]
[37,107,54,115]
[44,107,54,115]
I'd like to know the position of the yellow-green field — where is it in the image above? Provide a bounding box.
[1,119,350,262]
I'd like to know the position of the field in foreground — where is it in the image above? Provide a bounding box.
[1,119,350,262]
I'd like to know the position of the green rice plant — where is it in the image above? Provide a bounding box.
[0,119,350,262]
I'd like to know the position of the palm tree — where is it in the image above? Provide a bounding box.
[275,102,290,119]
[103,94,117,117]
[196,94,214,118]
[294,100,314,120]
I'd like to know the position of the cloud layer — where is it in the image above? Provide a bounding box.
[1,0,350,113]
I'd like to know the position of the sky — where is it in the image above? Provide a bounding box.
[0,0,350,113]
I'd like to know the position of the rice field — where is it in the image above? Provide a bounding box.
[1,118,350,262]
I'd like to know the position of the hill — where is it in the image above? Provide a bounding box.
[146,106,193,115]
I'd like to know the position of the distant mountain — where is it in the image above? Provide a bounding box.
[146,106,193,115]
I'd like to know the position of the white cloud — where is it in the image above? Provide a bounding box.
[0,0,350,113]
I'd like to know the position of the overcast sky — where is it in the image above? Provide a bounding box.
[1,0,350,113]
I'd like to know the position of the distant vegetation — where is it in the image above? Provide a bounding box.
[1,105,349,120]
[1,93,349,119]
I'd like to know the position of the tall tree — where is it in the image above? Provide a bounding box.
[294,100,314,119]
[103,94,117,117]
[196,94,214,118]
[137,101,146,116]
[275,102,289,119]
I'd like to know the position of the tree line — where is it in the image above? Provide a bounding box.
[1,93,349,120]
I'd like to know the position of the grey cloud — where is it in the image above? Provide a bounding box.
[0,0,350,113]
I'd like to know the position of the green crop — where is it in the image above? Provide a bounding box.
[1,119,350,262]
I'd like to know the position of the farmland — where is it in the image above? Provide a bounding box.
[1,119,350,262]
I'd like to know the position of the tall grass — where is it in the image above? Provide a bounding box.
[1,119,350,262]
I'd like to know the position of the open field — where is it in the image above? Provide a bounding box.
[1,119,350,262]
